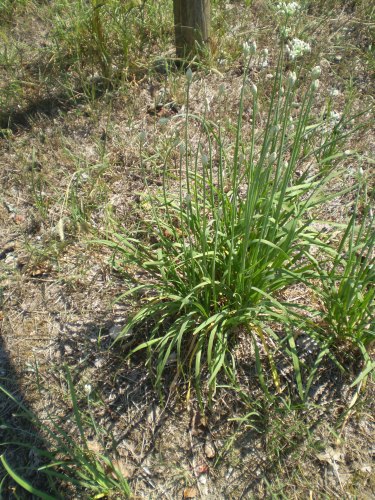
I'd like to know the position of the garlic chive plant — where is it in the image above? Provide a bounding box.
[101,49,370,402]
[308,184,374,383]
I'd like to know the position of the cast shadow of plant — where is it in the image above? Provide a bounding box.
[0,334,52,497]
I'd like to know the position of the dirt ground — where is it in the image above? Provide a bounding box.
[0,1,374,498]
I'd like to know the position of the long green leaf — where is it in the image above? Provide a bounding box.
[0,455,56,500]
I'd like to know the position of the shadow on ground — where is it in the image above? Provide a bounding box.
[0,333,51,498]
[53,316,355,498]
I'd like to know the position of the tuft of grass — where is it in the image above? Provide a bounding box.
[98,48,370,403]
[49,0,173,85]
[308,185,374,384]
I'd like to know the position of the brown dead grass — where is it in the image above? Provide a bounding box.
[0,0,374,498]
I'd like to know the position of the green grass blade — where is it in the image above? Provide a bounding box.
[0,455,56,500]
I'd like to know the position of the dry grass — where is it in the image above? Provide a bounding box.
[0,0,374,497]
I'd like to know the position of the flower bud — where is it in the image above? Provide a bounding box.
[242,41,250,57]
[243,41,257,57]
[249,41,257,55]
[269,152,277,163]
[288,71,297,87]
[250,82,258,97]
[311,79,320,92]
[311,65,321,80]
[186,67,193,83]
[84,384,92,395]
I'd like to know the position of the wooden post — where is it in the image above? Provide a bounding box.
[173,0,211,58]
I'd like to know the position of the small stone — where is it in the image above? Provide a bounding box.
[4,253,16,265]
[94,357,105,368]
[225,467,233,479]
[204,438,216,459]
[329,88,340,97]
[109,324,125,340]
[64,345,73,355]
[199,474,207,485]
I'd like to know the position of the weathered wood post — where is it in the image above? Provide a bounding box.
[173,0,211,58]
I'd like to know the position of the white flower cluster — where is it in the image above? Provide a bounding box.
[276,1,301,15]
[243,40,257,57]
[286,38,311,60]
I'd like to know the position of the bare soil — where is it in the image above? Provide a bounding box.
[0,1,374,498]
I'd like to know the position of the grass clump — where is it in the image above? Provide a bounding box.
[100,48,373,402]
[49,0,173,84]
[309,193,374,382]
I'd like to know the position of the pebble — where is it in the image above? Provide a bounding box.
[225,467,233,479]
[109,324,123,340]
[64,344,73,355]
[199,474,207,485]
[94,357,105,368]
[204,439,216,459]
